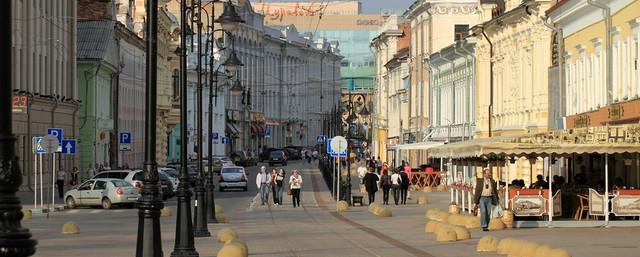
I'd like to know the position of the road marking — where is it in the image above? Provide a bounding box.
[247,193,260,212]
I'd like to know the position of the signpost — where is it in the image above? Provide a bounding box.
[264,128,271,138]
[47,128,63,152]
[329,136,348,205]
[119,132,132,151]
[316,135,325,144]
[61,139,76,154]
[221,137,229,144]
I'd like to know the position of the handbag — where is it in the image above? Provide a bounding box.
[287,188,292,195]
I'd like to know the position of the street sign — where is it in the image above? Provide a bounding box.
[212,132,219,140]
[222,137,229,144]
[47,128,63,144]
[328,137,347,157]
[41,135,59,154]
[316,135,325,144]
[61,139,77,154]
[32,137,46,154]
[264,128,271,138]
[119,132,132,151]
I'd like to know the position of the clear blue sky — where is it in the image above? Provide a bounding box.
[256,0,416,15]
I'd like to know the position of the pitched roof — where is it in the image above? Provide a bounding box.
[77,20,116,60]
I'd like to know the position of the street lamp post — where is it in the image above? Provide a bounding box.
[192,0,211,238]
[135,0,164,256]
[0,2,37,256]
[171,0,198,255]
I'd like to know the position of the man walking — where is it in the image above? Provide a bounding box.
[391,170,402,205]
[399,167,410,204]
[474,168,500,231]
[362,168,379,205]
[256,166,272,205]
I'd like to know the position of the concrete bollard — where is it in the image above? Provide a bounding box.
[224,238,248,257]
[337,201,349,212]
[532,245,554,257]
[217,214,229,224]
[435,227,457,242]
[61,222,80,234]
[476,235,499,252]
[160,206,172,217]
[548,248,572,257]
[368,202,380,213]
[215,204,224,215]
[488,218,505,230]
[519,242,540,257]
[217,228,238,243]
[423,187,433,192]
[22,208,32,221]
[451,225,470,240]
[417,196,428,205]
[464,216,481,229]
[425,221,441,233]
[217,243,247,257]
[497,238,515,255]
[374,207,392,217]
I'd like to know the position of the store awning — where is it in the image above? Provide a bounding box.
[429,125,640,158]
[387,141,445,151]
[427,134,533,158]
[226,123,240,134]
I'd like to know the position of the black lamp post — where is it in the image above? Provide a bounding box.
[0,2,37,256]
[135,0,164,256]
[171,0,198,256]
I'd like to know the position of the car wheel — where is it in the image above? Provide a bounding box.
[65,196,76,209]
[102,198,112,209]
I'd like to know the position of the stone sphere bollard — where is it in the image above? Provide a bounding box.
[160,206,172,217]
[22,208,32,221]
[61,222,80,234]
[217,228,238,243]
[476,235,499,252]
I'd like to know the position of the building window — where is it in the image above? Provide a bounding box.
[454,24,469,41]
[172,69,180,99]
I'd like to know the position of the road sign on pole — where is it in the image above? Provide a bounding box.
[221,137,229,144]
[316,135,325,144]
[41,135,59,154]
[61,139,77,154]
[212,132,219,140]
[328,136,347,157]
[119,132,132,151]
[264,128,271,138]
[32,137,46,154]
[47,128,63,144]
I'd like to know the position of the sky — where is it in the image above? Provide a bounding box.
[256,0,417,14]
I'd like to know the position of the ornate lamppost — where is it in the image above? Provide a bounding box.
[0,2,37,256]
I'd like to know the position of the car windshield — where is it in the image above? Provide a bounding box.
[112,180,133,188]
[270,151,283,157]
[222,168,244,174]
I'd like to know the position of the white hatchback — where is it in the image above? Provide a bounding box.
[219,166,248,192]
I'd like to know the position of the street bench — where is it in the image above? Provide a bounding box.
[352,195,364,206]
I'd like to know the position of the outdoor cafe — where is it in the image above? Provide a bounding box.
[426,125,640,228]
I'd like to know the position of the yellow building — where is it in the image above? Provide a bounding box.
[471,0,556,184]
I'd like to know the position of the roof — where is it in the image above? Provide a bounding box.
[77,20,116,60]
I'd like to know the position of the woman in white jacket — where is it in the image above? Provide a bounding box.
[289,170,303,208]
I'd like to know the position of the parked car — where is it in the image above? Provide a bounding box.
[268,150,288,166]
[260,147,284,162]
[211,156,234,174]
[64,178,139,209]
[218,166,248,192]
[230,151,257,167]
[159,167,179,192]
[92,170,174,200]
[284,146,302,160]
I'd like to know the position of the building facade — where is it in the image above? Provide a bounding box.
[428,40,476,144]
[11,0,78,199]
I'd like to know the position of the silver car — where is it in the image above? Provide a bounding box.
[219,166,248,192]
[64,178,140,209]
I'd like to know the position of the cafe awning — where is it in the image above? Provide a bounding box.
[387,141,445,151]
[429,125,640,159]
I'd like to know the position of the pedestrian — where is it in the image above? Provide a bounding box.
[275,168,286,206]
[256,166,272,206]
[289,170,303,208]
[391,170,402,205]
[380,169,392,205]
[270,169,279,205]
[357,164,367,192]
[473,168,500,231]
[70,166,79,186]
[399,167,410,204]
[375,157,382,174]
[403,161,412,200]
[312,150,318,161]
[362,167,379,205]
[56,168,66,199]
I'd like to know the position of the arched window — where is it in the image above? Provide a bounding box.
[172,69,180,99]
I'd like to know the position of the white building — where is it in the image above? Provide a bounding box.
[427,40,476,143]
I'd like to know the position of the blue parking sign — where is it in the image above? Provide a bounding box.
[119,132,132,144]
[47,128,63,144]
[212,132,219,140]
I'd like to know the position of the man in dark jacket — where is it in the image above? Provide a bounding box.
[399,168,410,204]
[474,168,500,231]
[362,168,379,205]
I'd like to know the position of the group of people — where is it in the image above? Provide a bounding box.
[358,160,413,206]
[255,166,303,208]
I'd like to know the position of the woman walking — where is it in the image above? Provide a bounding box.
[379,170,392,205]
[275,168,286,206]
[270,169,279,205]
[362,168,379,205]
[289,170,303,208]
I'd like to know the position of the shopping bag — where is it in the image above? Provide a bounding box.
[491,205,504,218]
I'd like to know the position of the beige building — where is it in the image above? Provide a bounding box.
[12,0,78,199]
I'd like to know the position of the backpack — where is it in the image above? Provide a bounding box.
[381,175,391,187]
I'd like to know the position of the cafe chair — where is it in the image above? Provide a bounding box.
[575,194,591,221]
